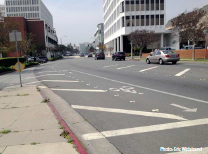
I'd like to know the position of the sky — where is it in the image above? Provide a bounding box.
[0,0,208,46]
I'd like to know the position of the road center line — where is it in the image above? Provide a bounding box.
[139,66,158,72]
[70,70,208,104]
[117,65,135,70]
[175,68,190,77]
[51,88,107,92]
[82,118,208,141]
[72,105,186,121]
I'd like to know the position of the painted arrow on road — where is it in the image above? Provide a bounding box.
[171,104,197,112]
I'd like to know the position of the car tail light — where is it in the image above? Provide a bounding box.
[116,54,119,56]
[97,54,100,56]
[176,54,180,57]
[165,55,170,57]
[124,53,126,56]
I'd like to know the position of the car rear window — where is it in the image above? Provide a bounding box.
[162,51,175,54]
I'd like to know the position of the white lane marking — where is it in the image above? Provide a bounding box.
[72,105,187,121]
[171,104,197,112]
[139,66,158,72]
[71,70,208,104]
[168,147,208,154]
[51,89,107,92]
[38,86,47,89]
[25,74,65,79]
[41,80,79,83]
[175,69,191,77]
[103,64,118,68]
[82,118,208,140]
[25,81,41,85]
[117,65,135,70]
[36,71,57,74]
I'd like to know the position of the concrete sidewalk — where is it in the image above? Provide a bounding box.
[0,86,78,154]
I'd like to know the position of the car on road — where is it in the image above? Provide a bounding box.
[95,51,105,60]
[37,56,48,63]
[146,50,180,65]
[88,53,93,58]
[80,54,85,57]
[112,52,126,61]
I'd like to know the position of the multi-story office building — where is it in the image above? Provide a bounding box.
[103,0,179,53]
[3,0,58,54]
[79,42,94,53]
[0,4,5,17]
[94,23,104,49]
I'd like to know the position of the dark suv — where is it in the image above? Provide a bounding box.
[95,51,105,60]
[112,52,126,61]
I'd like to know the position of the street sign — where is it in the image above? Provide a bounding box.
[13,62,25,72]
[9,31,22,42]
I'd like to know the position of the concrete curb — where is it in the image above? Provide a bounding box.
[37,86,121,154]
[37,86,87,154]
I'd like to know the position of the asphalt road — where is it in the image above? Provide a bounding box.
[2,57,208,154]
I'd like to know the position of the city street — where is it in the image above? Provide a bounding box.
[1,57,208,154]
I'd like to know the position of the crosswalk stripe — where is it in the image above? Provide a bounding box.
[82,118,208,140]
[117,65,135,70]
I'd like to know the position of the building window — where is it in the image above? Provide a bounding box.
[156,15,159,25]
[160,14,164,25]
[136,15,140,26]
[160,0,164,10]
[131,1,135,11]
[146,15,149,26]
[151,15,154,25]
[122,17,125,27]
[141,0,144,11]
[146,0,150,11]
[156,0,159,10]
[141,15,144,26]
[126,16,130,27]
[125,1,130,12]
[132,16,135,26]
[136,0,139,11]
[151,0,155,10]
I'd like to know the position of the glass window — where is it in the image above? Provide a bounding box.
[160,0,164,10]
[151,15,154,25]
[126,16,130,27]
[156,0,159,10]
[136,15,140,26]
[141,15,144,26]
[146,15,149,26]
[125,1,130,12]
[156,51,161,55]
[141,0,144,11]
[136,0,139,11]
[131,1,134,11]
[156,15,159,25]
[160,15,164,25]
[146,0,150,11]
[151,0,154,10]
[132,16,135,26]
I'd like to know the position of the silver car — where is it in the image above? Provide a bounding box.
[146,50,180,65]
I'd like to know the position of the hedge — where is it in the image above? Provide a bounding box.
[0,58,26,67]
[49,56,63,61]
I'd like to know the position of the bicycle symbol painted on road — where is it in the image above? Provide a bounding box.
[109,86,137,94]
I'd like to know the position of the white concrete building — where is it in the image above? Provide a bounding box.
[79,42,94,53]
[0,4,5,17]
[94,23,104,49]
[103,0,179,54]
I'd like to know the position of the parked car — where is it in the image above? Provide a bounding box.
[146,50,180,65]
[112,52,126,61]
[160,47,175,51]
[88,53,93,58]
[28,57,35,62]
[95,51,105,60]
[80,54,85,57]
[37,56,48,63]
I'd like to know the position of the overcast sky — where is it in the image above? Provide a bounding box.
[0,0,208,45]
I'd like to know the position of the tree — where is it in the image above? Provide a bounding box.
[18,33,35,56]
[108,47,114,55]
[98,43,105,52]
[89,46,95,53]
[128,30,157,59]
[171,8,208,60]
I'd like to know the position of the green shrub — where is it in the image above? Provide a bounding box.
[0,58,26,67]
[23,62,39,67]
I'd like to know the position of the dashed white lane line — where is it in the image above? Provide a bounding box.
[42,80,79,83]
[71,70,208,104]
[175,69,191,77]
[139,66,158,72]
[103,64,118,68]
[168,147,208,154]
[51,89,107,92]
[72,105,186,121]
[117,65,135,70]
[36,71,57,74]
[82,118,208,141]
